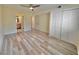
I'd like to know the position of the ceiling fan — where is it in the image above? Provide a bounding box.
[20,4,40,11]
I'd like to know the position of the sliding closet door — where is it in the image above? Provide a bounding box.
[49,9,63,39]
[61,9,79,45]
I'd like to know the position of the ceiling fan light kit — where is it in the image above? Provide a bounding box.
[29,7,34,10]
[20,4,40,11]
[29,7,34,11]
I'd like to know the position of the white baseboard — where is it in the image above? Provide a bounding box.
[4,31,16,35]
[24,28,31,32]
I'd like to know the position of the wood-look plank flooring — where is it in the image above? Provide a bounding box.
[0,30,78,55]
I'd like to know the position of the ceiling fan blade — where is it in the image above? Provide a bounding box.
[29,4,33,7]
[33,5,40,8]
[20,4,40,11]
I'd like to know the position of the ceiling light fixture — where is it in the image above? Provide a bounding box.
[20,4,40,11]
[29,7,34,11]
[29,7,34,10]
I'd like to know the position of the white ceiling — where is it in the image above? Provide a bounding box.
[3,4,59,13]
[3,4,79,14]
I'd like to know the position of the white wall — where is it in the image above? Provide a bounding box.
[35,13,50,33]
[3,6,17,35]
[24,14,32,31]
[0,5,4,51]
[31,16,35,29]
[35,15,39,30]
[49,8,79,54]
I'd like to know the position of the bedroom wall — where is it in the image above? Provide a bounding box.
[2,6,17,35]
[24,14,32,31]
[0,5,4,51]
[35,12,50,33]
[31,16,35,29]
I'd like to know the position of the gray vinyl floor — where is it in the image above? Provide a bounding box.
[0,30,78,55]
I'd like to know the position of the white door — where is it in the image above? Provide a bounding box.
[61,9,79,44]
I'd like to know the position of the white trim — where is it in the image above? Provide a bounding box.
[4,31,17,35]
[24,28,31,32]
[63,7,79,11]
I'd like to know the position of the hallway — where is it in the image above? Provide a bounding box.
[0,30,77,55]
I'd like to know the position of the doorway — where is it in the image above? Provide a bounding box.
[16,16,24,32]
